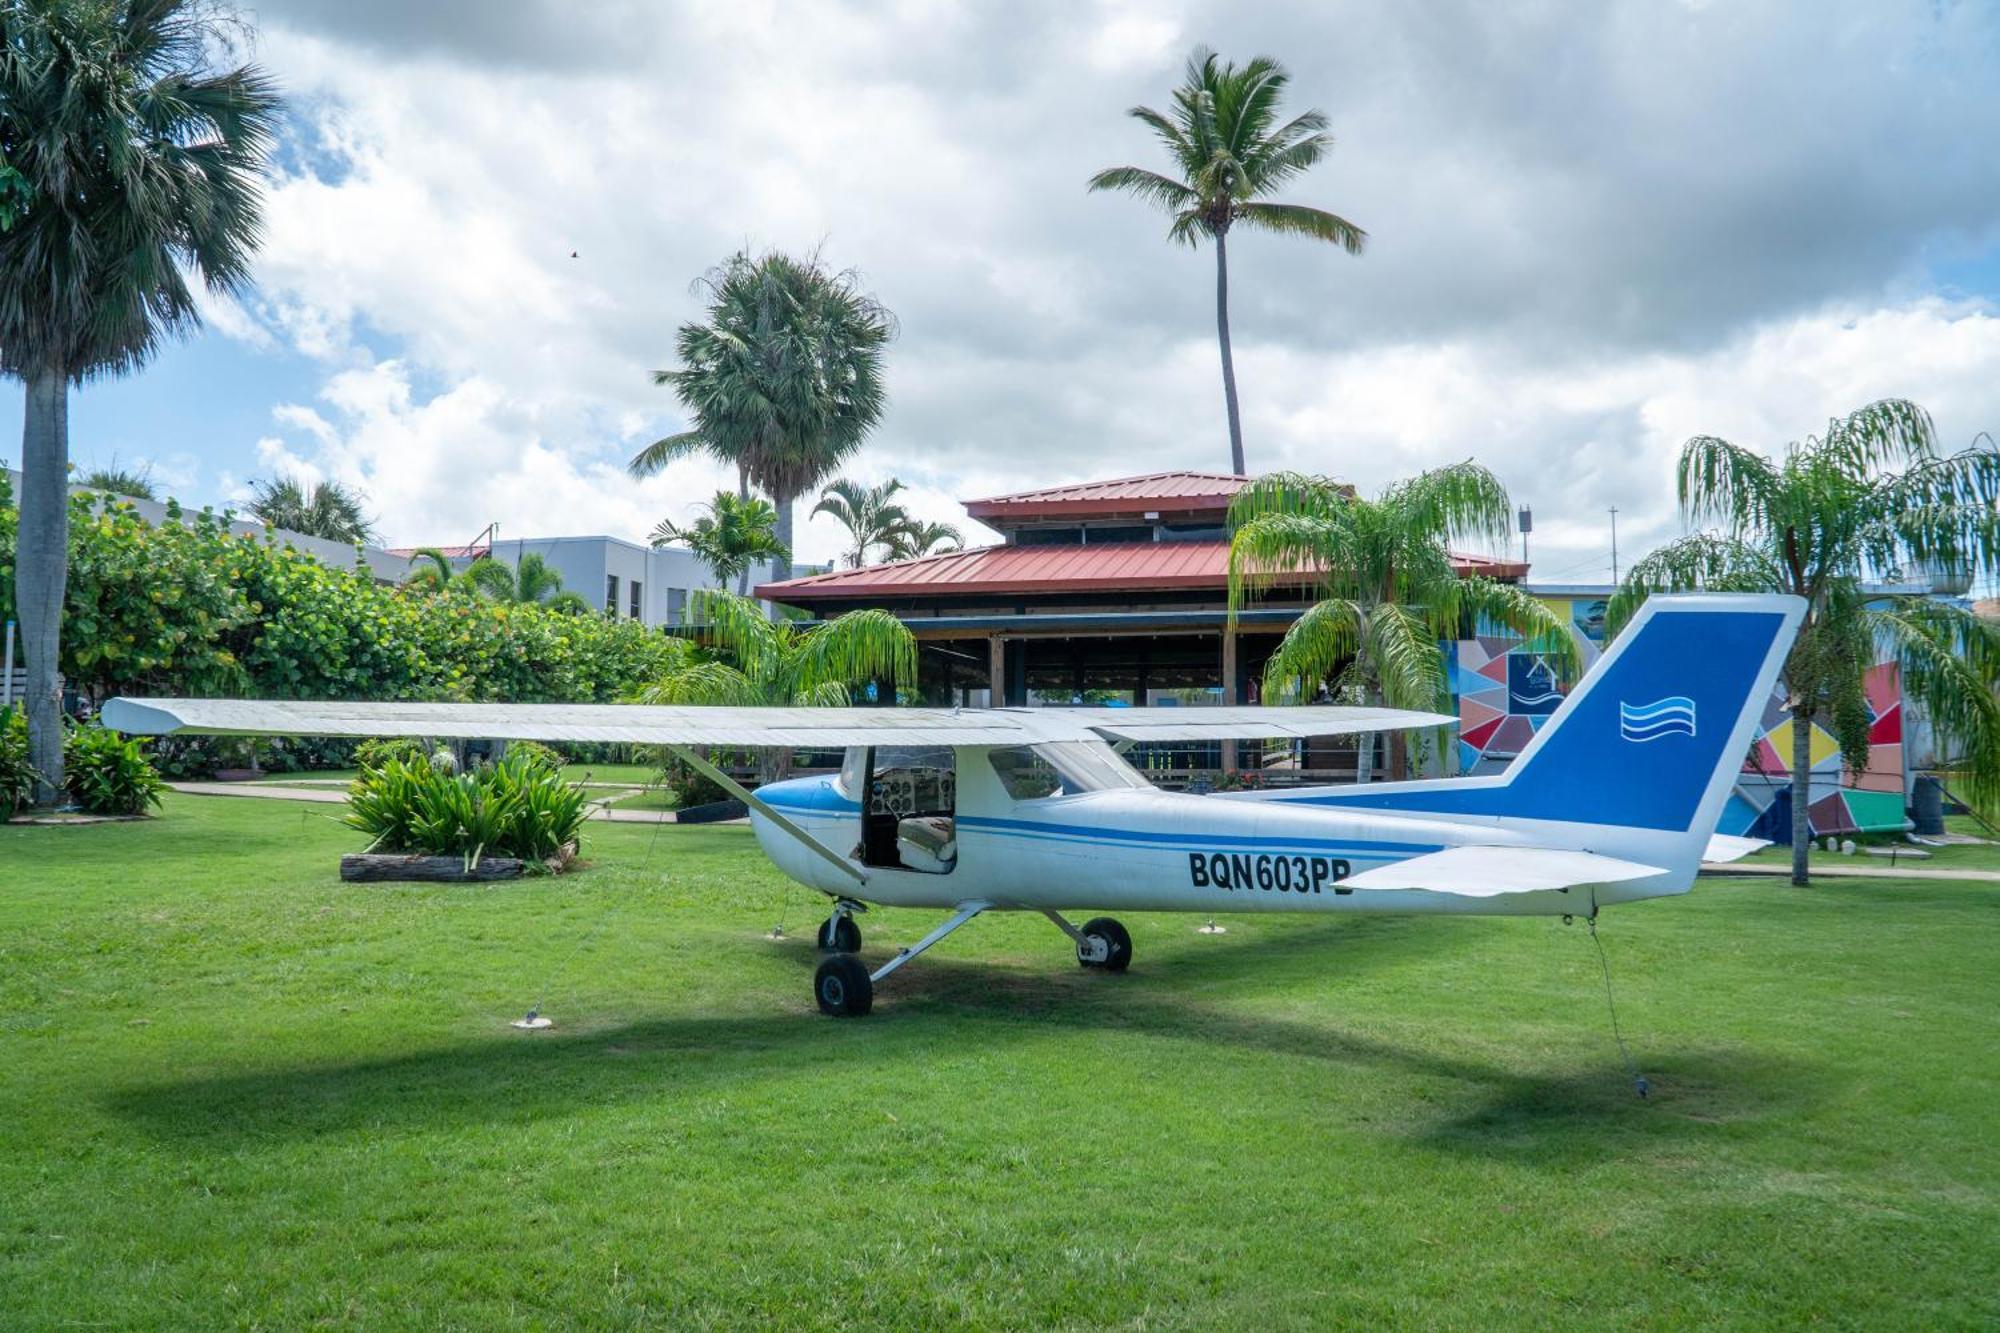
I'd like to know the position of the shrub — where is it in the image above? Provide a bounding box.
[344,756,589,870]
[507,740,567,774]
[658,754,732,808]
[63,723,166,816]
[1,705,39,818]
[355,736,429,773]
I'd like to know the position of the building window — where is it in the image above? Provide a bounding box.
[630,580,643,620]
[605,574,619,615]
[667,587,688,624]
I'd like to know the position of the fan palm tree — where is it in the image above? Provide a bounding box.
[627,250,894,579]
[1090,48,1365,475]
[1228,464,1577,783]
[632,588,916,783]
[1,0,280,805]
[652,491,789,595]
[246,476,376,545]
[890,518,965,559]
[1608,400,2000,887]
[814,477,914,567]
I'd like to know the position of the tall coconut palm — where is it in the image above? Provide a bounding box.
[1090,48,1365,475]
[814,477,914,567]
[1608,400,2000,886]
[1,0,280,805]
[632,588,916,782]
[652,491,789,595]
[1228,464,1576,783]
[627,250,893,579]
[890,518,964,560]
[247,476,376,545]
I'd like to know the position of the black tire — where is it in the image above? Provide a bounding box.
[816,915,861,953]
[815,954,874,1017]
[1078,917,1132,973]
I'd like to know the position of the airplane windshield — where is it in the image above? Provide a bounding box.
[988,742,1150,800]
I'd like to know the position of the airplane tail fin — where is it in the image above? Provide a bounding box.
[1462,593,1804,835]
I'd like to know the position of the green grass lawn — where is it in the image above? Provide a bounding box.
[3,796,1996,1328]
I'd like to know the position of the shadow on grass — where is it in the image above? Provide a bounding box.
[105,914,1830,1159]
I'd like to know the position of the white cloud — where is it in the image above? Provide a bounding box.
[204,0,2000,572]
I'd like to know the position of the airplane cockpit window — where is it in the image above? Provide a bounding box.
[861,746,956,874]
[989,742,1150,800]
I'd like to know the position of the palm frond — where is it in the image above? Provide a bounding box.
[1606,533,1780,636]
[1677,435,1781,535]
[1231,201,1366,254]
[1867,600,2000,816]
[1366,602,1450,713]
[1260,598,1362,700]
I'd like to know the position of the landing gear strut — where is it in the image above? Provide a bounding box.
[1043,910,1133,972]
[816,899,864,953]
[814,901,990,1018]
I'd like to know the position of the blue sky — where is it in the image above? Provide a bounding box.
[9,0,2000,580]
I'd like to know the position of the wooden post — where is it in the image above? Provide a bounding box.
[1220,629,1239,774]
[989,635,1007,707]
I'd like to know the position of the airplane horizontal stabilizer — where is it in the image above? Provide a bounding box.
[1341,846,1665,897]
[1702,833,1771,863]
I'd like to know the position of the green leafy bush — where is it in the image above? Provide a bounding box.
[1,705,38,818]
[343,756,588,870]
[506,740,567,774]
[63,724,166,816]
[355,736,429,773]
[658,756,732,809]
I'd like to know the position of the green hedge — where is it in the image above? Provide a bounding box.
[0,476,681,708]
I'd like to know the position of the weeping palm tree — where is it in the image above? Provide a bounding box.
[814,477,913,567]
[1,0,281,805]
[652,491,789,595]
[632,588,916,782]
[1608,400,2000,886]
[1228,464,1576,782]
[246,476,376,545]
[890,518,964,559]
[1090,48,1365,475]
[627,250,894,579]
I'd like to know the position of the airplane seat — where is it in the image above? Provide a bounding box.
[896,814,957,873]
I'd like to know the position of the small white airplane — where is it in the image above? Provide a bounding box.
[104,593,1803,1018]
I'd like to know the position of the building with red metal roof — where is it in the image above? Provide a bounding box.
[757,471,1526,726]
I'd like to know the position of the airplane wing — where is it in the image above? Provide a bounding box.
[1340,846,1666,898]
[100,698,1456,747]
[1046,705,1459,742]
[1702,833,1771,863]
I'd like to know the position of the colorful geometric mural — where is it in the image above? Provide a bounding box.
[1450,595,1908,837]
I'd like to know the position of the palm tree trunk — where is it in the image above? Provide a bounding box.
[1790,705,1814,886]
[773,495,794,585]
[1214,230,1246,476]
[15,369,69,807]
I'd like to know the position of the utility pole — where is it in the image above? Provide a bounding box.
[1609,506,1621,584]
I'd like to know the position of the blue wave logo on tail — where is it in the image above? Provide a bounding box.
[1620,696,1696,743]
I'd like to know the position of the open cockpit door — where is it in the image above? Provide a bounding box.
[858,746,957,874]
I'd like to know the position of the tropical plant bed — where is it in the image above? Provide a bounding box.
[338,852,527,882]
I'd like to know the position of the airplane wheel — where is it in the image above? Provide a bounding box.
[1078,917,1132,973]
[816,915,861,953]
[815,954,874,1017]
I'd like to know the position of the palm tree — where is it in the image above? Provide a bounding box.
[632,588,916,783]
[652,491,789,595]
[1090,48,1365,475]
[814,477,913,567]
[1227,464,1576,783]
[246,476,376,545]
[77,465,157,500]
[627,250,894,579]
[1608,400,2000,886]
[1,0,280,805]
[400,548,475,596]
[465,552,570,607]
[890,518,964,559]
